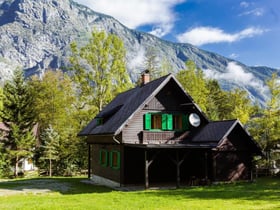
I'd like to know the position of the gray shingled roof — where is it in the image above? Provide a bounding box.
[188,120,238,143]
[79,74,196,136]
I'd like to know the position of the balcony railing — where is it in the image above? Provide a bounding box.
[142,130,189,144]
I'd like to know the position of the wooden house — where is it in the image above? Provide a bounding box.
[79,73,263,188]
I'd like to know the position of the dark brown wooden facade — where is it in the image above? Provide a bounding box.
[80,74,263,188]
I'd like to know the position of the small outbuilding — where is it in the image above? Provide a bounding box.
[79,73,263,188]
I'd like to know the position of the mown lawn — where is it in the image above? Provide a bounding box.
[0,177,279,210]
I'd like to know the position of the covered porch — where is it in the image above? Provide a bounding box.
[122,144,214,188]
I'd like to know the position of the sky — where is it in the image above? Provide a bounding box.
[75,0,280,69]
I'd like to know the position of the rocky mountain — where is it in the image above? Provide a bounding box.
[0,0,279,105]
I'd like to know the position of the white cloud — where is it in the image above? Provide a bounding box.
[240,1,250,8]
[176,26,266,46]
[239,8,264,17]
[204,62,269,97]
[75,0,185,37]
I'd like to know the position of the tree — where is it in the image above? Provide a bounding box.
[69,30,132,119]
[40,125,60,177]
[248,73,280,172]
[0,69,36,177]
[29,70,87,175]
[227,88,255,124]
[176,60,209,112]
[205,79,231,120]
[176,61,256,123]
[0,86,3,115]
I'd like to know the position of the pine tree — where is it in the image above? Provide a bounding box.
[0,69,36,177]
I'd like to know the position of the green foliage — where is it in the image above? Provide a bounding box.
[40,125,60,176]
[69,30,132,115]
[176,60,210,112]
[0,86,3,115]
[176,60,256,124]
[248,73,280,170]
[227,88,255,124]
[29,70,88,175]
[205,79,231,120]
[0,69,36,177]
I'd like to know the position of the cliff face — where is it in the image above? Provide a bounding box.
[0,0,278,104]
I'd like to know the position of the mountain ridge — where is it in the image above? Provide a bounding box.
[0,0,279,105]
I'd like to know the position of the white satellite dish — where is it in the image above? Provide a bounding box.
[189,113,201,127]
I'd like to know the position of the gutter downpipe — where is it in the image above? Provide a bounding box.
[113,135,121,144]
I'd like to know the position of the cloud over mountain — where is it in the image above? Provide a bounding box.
[176,26,266,46]
[75,0,184,37]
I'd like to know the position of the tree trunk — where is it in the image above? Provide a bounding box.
[15,155,19,177]
[49,159,52,177]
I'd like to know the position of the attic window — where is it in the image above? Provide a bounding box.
[96,118,103,126]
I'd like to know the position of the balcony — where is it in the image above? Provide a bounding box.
[142,130,189,144]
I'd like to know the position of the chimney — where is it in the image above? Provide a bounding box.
[141,69,150,85]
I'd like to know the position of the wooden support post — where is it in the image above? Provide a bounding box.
[145,150,149,189]
[213,153,216,182]
[88,144,91,179]
[176,152,180,188]
[144,150,159,189]
[170,151,187,188]
[205,151,208,180]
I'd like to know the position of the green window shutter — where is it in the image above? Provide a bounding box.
[144,113,151,130]
[162,114,173,130]
[182,114,189,130]
[162,114,168,130]
[167,114,173,130]
[110,151,120,170]
[99,149,108,167]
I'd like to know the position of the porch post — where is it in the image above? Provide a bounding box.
[88,144,91,179]
[205,151,208,180]
[145,150,149,189]
[170,151,187,188]
[176,151,181,188]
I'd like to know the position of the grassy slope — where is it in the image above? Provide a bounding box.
[0,177,279,210]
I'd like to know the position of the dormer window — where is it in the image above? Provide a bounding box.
[96,117,103,126]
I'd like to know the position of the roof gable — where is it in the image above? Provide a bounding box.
[79,74,205,136]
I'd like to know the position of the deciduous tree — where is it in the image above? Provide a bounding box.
[69,30,132,120]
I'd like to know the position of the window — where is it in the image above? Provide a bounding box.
[152,114,162,129]
[110,151,120,170]
[96,117,103,126]
[173,114,189,130]
[144,113,189,131]
[99,149,108,167]
[173,115,182,130]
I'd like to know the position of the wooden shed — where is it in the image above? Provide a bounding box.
[79,73,263,188]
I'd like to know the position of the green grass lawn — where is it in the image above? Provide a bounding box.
[0,177,279,210]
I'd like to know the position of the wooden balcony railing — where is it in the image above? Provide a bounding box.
[142,130,189,144]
